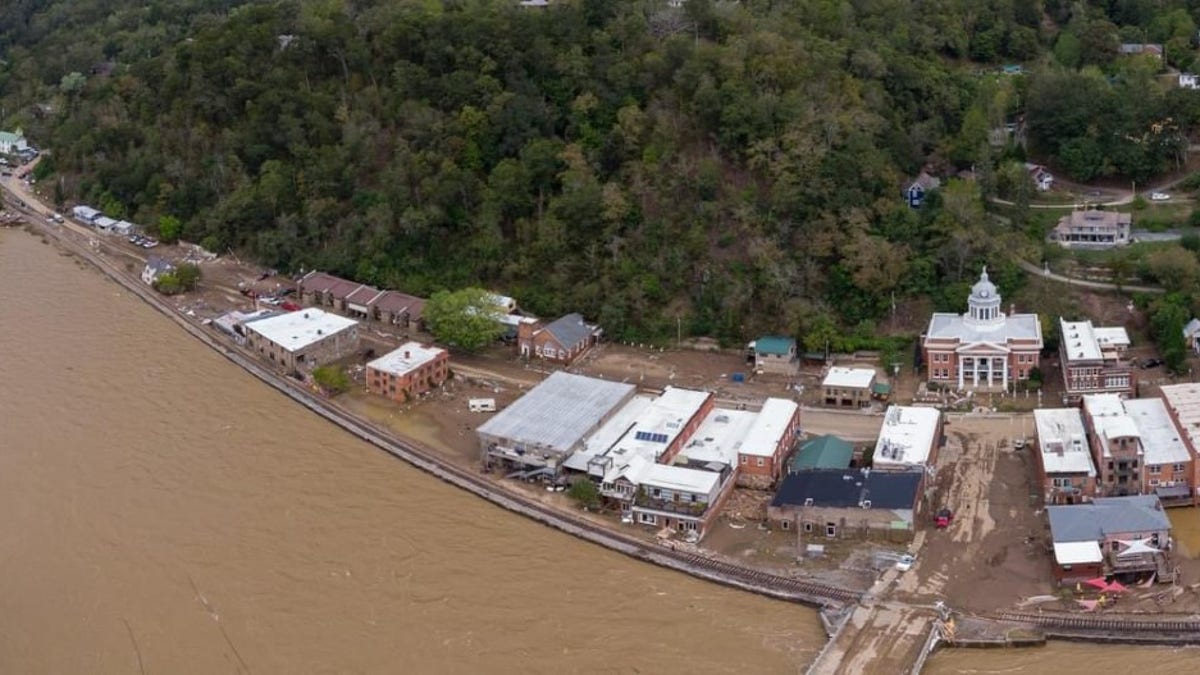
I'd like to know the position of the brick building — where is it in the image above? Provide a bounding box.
[1058,318,1134,403]
[366,342,449,403]
[1033,408,1098,505]
[517,313,602,365]
[922,267,1042,391]
[244,308,360,373]
[297,271,425,330]
[1153,383,1200,507]
[821,367,877,408]
[1082,394,1194,505]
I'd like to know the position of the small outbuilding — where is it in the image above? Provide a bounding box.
[821,367,876,407]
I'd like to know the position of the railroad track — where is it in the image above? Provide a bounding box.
[998,610,1200,634]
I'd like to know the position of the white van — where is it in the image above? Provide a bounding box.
[469,398,497,413]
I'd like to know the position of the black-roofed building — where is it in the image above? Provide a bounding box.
[517,312,602,365]
[766,468,925,538]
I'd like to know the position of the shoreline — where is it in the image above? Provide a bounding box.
[8,201,1200,668]
[4,216,858,611]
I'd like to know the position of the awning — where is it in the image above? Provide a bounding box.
[872,382,892,395]
[1155,484,1191,499]
[1054,541,1103,565]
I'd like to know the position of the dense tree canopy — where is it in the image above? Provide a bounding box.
[5,1,1200,342]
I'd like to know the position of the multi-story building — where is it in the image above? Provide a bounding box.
[1052,208,1132,248]
[1155,383,1200,507]
[1124,398,1194,507]
[1082,394,1144,497]
[922,267,1042,390]
[1058,318,1134,403]
[366,342,449,403]
[1080,394,1193,505]
[735,398,801,488]
[1033,408,1098,505]
[243,308,360,373]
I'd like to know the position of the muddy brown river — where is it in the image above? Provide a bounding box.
[2,227,1198,672]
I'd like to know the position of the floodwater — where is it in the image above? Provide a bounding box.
[0,228,824,672]
[5,227,1200,674]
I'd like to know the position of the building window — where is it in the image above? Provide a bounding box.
[803,521,814,533]
[756,457,764,467]
[825,523,837,538]
[1150,465,1161,475]
[638,513,657,525]
[1173,463,1186,472]
[740,456,747,465]
[782,520,790,530]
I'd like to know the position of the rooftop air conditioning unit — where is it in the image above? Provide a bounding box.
[804,498,814,506]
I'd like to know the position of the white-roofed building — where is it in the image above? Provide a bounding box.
[679,408,759,469]
[922,267,1042,391]
[71,205,100,223]
[1059,318,1135,403]
[479,372,637,474]
[821,367,877,408]
[93,215,117,232]
[600,455,733,538]
[1033,408,1097,505]
[1142,385,1200,507]
[243,308,359,373]
[581,386,714,481]
[1081,394,1191,502]
[873,406,943,469]
[1124,398,1192,506]
[736,398,801,487]
[366,342,449,402]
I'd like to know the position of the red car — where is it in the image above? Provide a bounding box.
[935,508,954,529]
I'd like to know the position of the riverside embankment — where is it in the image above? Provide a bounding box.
[8,183,1200,672]
[6,200,859,611]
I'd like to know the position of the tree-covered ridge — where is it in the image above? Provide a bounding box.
[2,0,1200,343]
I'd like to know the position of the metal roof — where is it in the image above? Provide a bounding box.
[542,313,595,348]
[771,469,922,510]
[1047,495,1171,543]
[754,336,795,355]
[476,372,636,457]
[791,435,854,471]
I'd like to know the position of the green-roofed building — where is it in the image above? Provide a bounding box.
[789,435,854,474]
[752,335,798,375]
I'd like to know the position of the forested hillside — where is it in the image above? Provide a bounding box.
[3,0,1200,343]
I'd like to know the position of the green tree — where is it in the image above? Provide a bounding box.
[311,365,351,394]
[157,215,182,243]
[424,287,506,352]
[566,478,601,510]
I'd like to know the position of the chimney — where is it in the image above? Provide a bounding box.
[405,351,411,359]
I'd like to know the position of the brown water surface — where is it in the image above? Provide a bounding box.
[0,230,823,672]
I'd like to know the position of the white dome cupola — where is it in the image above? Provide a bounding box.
[965,266,1004,327]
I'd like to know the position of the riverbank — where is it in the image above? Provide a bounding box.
[7,189,1200,672]
[3,213,859,611]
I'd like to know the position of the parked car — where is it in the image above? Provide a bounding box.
[935,508,954,529]
[895,554,916,572]
[1142,358,1165,369]
[1150,192,1171,201]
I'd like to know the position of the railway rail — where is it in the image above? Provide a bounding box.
[997,610,1200,634]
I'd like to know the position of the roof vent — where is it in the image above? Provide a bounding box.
[860,500,872,509]
[804,498,814,506]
